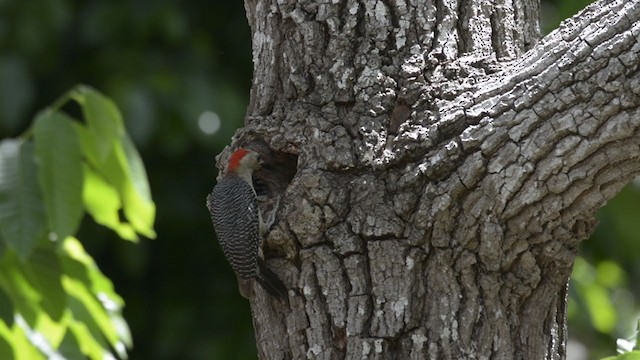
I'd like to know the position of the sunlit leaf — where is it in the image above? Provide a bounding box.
[0,248,66,349]
[82,166,138,241]
[67,319,107,360]
[0,251,42,325]
[10,320,43,360]
[0,85,152,359]
[72,110,155,240]
[71,85,124,163]
[0,250,66,350]
[75,123,139,240]
[120,133,155,238]
[0,320,15,360]
[59,237,128,356]
[101,138,155,239]
[0,140,46,258]
[30,311,68,353]
[601,351,640,360]
[63,276,117,356]
[110,312,131,353]
[33,111,83,242]
[14,314,66,359]
[59,237,123,307]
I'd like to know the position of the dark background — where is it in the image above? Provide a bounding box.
[0,0,638,359]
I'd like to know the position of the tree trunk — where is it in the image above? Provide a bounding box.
[223,0,640,358]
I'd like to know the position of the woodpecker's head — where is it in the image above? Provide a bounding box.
[227,148,261,178]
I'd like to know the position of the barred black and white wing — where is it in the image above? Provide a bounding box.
[207,175,260,279]
[206,175,287,300]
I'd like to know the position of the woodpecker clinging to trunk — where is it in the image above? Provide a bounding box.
[206,148,288,301]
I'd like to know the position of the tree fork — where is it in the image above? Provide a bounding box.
[219,0,640,358]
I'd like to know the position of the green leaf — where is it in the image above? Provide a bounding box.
[70,85,124,164]
[0,287,14,327]
[14,314,65,359]
[0,140,46,258]
[119,133,155,238]
[0,251,42,325]
[0,86,146,359]
[0,247,66,347]
[67,319,108,360]
[0,321,15,360]
[59,237,128,355]
[98,138,155,239]
[72,107,155,240]
[64,277,114,357]
[72,122,100,169]
[29,311,67,353]
[10,321,44,360]
[70,85,151,238]
[59,237,123,307]
[110,311,131,353]
[33,111,83,242]
[57,330,87,360]
[24,246,65,321]
[601,351,640,360]
[82,165,137,241]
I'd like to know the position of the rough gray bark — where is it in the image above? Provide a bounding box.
[220,0,640,358]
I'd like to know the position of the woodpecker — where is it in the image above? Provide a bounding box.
[206,148,288,301]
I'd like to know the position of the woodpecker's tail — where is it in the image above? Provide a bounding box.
[256,259,288,302]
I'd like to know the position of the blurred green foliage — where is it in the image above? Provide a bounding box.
[602,352,640,360]
[0,86,154,359]
[0,1,254,359]
[569,185,640,360]
[0,0,636,359]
